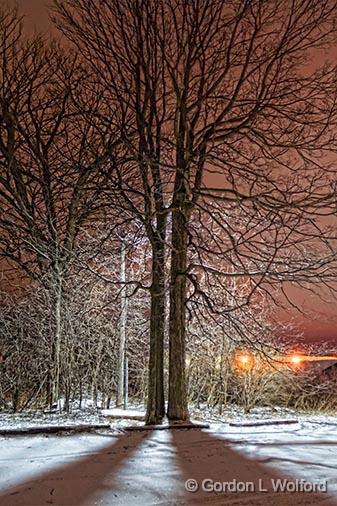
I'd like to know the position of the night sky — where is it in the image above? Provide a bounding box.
[8,0,337,346]
[14,0,50,31]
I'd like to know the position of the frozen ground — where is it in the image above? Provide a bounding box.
[0,407,336,505]
[0,404,145,432]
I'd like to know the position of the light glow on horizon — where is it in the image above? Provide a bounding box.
[290,354,302,365]
[286,354,337,365]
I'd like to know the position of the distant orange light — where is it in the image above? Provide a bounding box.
[285,354,337,365]
[289,354,303,365]
[236,353,254,370]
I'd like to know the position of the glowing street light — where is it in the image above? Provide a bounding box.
[239,355,250,365]
[289,354,303,366]
[235,353,254,370]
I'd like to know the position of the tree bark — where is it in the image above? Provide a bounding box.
[167,203,190,421]
[145,224,166,425]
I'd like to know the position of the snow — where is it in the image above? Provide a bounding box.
[101,408,145,419]
[0,405,146,432]
[0,408,336,505]
[0,410,103,430]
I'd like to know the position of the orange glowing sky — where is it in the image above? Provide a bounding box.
[14,0,50,32]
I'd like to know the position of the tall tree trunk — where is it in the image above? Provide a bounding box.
[50,265,63,408]
[145,223,166,425]
[116,241,128,407]
[167,204,190,421]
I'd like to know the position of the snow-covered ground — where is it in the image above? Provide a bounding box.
[0,410,103,430]
[0,407,336,505]
[0,405,145,432]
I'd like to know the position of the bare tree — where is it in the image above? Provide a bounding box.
[116,238,128,407]
[0,6,118,405]
[0,226,151,412]
[54,0,173,423]
[54,0,337,423]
